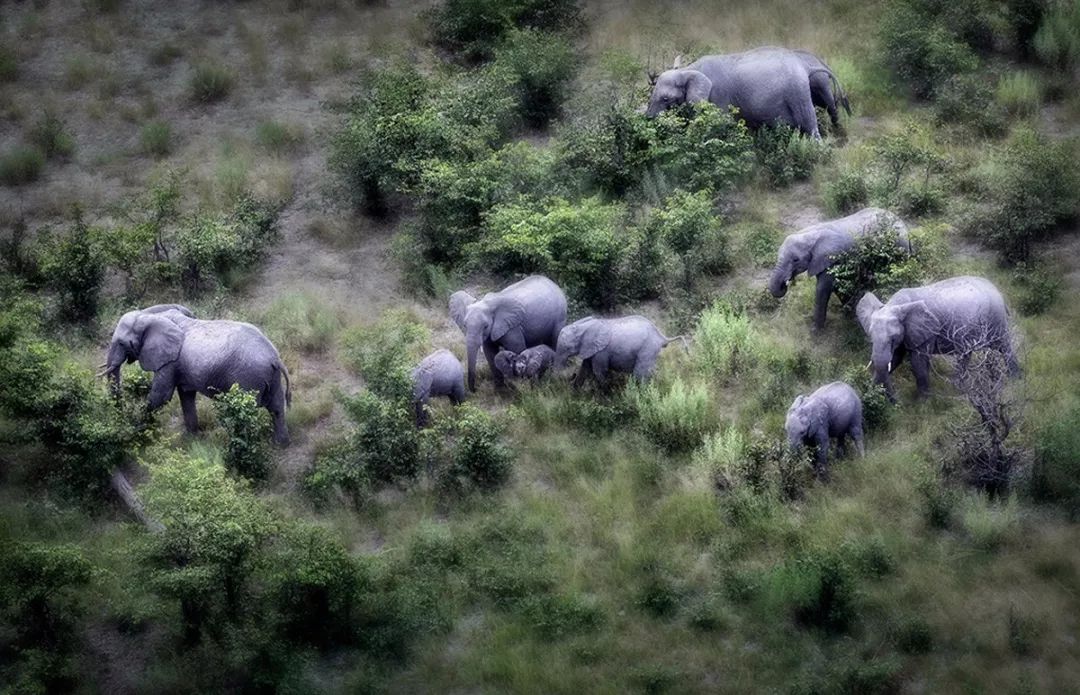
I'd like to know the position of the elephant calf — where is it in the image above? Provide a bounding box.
[412,349,466,427]
[102,304,292,445]
[785,381,865,479]
[513,345,556,381]
[555,316,686,386]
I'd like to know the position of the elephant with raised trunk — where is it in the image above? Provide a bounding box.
[412,349,466,427]
[786,381,865,479]
[769,207,910,331]
[645,47,849,137]
[555,315,686,386]
[856,276,1021,401]
[101,304,292,445]
[450,275,567,392]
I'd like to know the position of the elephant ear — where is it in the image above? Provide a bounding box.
[807,229,851,277]
[449,291,475,333]
[578,321,612,360]
[682,69,712,104]
[894,301,935,347]
[856,293,883,335]
[490,299,526,342]
[134,313,184,372]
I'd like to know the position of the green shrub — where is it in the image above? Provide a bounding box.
[140,120,172,157]
[829,224,914,313]
[340,390,421,485]
[475,196,627,308]
[1012,261,1062,315]
[214,385,273,481]
[653,103,755,194]
[933,74,1007,136]
[1034,0,1080,69]
[261,292,342,354]
[879,0,981,99]
[1030,402,1080,517]
[641,189,726,291]
[753,123,830,187]
[521,592,603,638]
[255,120,303,154]
[894,616,934,653]
[556,97,658,198]
[29,111,75,159]
[635,563,683,617]
[304,438,373,508]
[692,303,765,380]
[189,61,234,103]
[0,46,17,82]
[824,169,871,216]
[35,213,106,322]
[965,127,1079,263]
[630,378,714,454]
[175,194,280,293]
[770,551,857,634]
[996,71,1042,116]
[435,405,514,494]
[494,28,577,128]
[869,122,948,214]
[0,145,46,186]
[426,0,582,63]
[340,309,428,402]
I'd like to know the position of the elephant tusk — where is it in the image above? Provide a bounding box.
[887,361,892,373]
[96,369,109,378]
[866,360,872,370]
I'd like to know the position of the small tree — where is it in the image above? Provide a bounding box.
[35,210,105,322]
[214,385,273,481]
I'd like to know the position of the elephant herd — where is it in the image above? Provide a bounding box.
[99,44,1021,477]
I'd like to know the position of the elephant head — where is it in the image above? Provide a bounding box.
[494,350,517,382]
[785,395,817,450]
[102,305,192,392]
[857,293,934,398]
[555,317,610,369]
[645,69,713,118]
[768,234,828,298]
[449,291,528,391]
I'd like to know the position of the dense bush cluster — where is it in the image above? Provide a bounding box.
[426,0,582,63]
[213,385,273,481]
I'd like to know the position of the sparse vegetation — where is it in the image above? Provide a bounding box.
[0,146,46,186]
[140,120,172,157]
[189,61,234,103]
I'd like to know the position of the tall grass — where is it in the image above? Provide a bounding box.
[260,291,343,354]
[996,71,1041,117]
[629,377,714,454]
[692,303,767,380]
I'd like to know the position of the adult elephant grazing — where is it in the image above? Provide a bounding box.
[412,349,466,427]
[645,47,848,137]
[555,316,685,386]
[856,276,1021,402]
[786,382,864,480]
[101,304,292,445]
[450,275,567,391]
[768,207,910,331]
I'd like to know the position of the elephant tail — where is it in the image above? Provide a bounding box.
[810,66,851,116]
[280,362,292,409]
[662,334,690,353]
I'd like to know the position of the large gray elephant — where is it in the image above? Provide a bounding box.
[645,47,848,137]
[793,49,851,127]
[450,275,567,391]
[768,207,910,330]
[786,381,865,479]
[856,276,1021,401]
[555,315,685,386]
[101,304,292,445]
[412,349,466,427]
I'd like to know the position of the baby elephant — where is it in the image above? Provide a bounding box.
[412,349,466,427]
[513,345,556,381]
[785,381,865,479]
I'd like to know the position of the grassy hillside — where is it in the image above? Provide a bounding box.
[2,0,1080,693]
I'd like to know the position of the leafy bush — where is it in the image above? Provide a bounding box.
[933,74,1007,136]
[214,385,273,481]
[426,0,582,62]
[0,145,45,186]
[494,28,577,128]
[261,291,342,354]
[996,71,1042,116]
[769,550,857,634]
[434,405,514,494]
[879,0,981,99]
[304,438,373,508]
[692,303,765,380]
[1034,0,1080,69]
[1012,261,1062,315]
[340,309,429,401]
[140,120,172,157]
[35,212,106,321]
[475,196,627,308]
[556,97,658,198]
[964,127,1079,263]
[29,111,75,159]
[641,189,726,290]
[629,378,714,454]
[828,224,914,313]
[653,103,755,194]
[1029,402,1080,517]
[340,390,421,485]
[189,61,234,103]
[824,169,870,216]
[753,123,830,187]
[175,194,280,293]
[868,122,948,215]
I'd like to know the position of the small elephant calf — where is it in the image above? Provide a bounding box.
[412,349,466,427]
[785,381,865,479]
[513,345,556,380]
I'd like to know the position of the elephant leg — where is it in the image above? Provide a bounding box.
[414,397,429,428]
[147,370,176,411]
[836,436,847,460]
[814,430,831,480]
[178,389,199,433]
[450,381,466,406]
[590,353,610,387]
[572,360,591,388]
[632,352,657,382]
[482,341,503,388]
[910,352,932,398]
[851,425,865,458]
[813,273,835,331]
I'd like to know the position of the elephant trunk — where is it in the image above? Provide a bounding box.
[870,347,895,401]
[104,340,127,395]
[768,262,791,298]
[466,332,481,392]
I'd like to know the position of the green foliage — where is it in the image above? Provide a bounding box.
[426,0,582,62]
[304,438,373,508]
[1034,0,1080,69]
[260,291,342,353]
[255,120,303,154]
[653,103,755,195]
[214,385,272,481]
[824,170,871,216]
[869,122,948,216]
[189,61,234,103]
[341,309,429,401]
[476,196,627,308]
[768,550,857,634]
[556,96,658,198]
[879,0,981,99]
[434,405,514,494]
[35,211,106,321]
[140,120,173,157]
[629,378,714,454]
[0,145,45,186]
[175,194,280,293]
[29,110,75,159]
[641,189,726,291]
[1030,402,1080,517]
[692,303,765,381]
[964,127,1079,263]
[341,390,421,485]
[843,367,894,432]
[494,28,577,128]
[753,123,830,187]
[828,224,913,312]
[996,71,1042,116]
[933,74,1008,136]
[1012,261,1061,315]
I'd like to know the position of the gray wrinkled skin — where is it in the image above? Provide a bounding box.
[449,275,567,392]
[792,49,851,127]
[856,276,1021,401]
[493,349,518,383]
[555,315,685,386]
[103,304,292,445]
[512,345,556,381]
[412,349,466,427]
[769,207,910,330]
[645,47,848,137]
[786,381,865,478]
